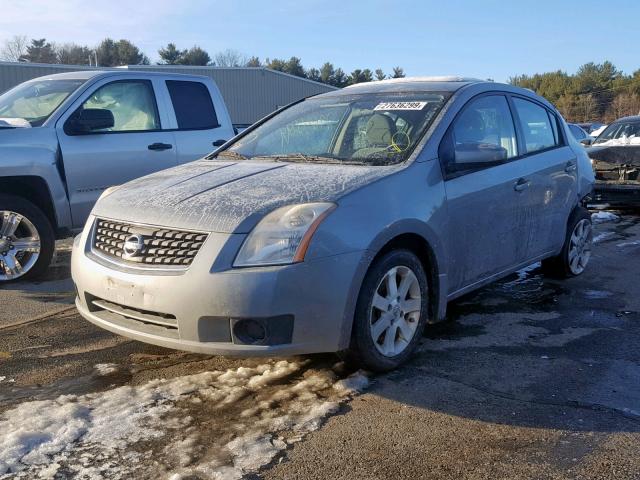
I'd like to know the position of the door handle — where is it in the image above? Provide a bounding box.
[514,178,530,192]
[565,160,577,173]
[148,142,173,151]
[212,139,226,147]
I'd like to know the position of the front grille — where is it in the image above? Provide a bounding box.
[93,218,207,268]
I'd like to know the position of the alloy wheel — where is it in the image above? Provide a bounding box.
[369,265,422,357]
[0,210,41,281]
[568,218,592,275]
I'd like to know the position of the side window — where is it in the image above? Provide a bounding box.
[569,124,585,140]
[166,80,218,130]
[513,98,558,153]
[443,95,518,170]
[81,80,160,132]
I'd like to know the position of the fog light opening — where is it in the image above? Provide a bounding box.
[233,318,267,345]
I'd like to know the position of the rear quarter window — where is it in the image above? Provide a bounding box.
[166,80,219,130]
[513,97,559,153]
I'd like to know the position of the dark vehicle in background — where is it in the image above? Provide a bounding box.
[587,115,640,206]
[577,122,604,135]
[568,123,590,143]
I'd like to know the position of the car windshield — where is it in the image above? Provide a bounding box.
[594,121,640,145]
[220,92,450,165]
[0,79,85,127]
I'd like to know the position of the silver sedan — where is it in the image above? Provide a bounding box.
[72,77,594,371]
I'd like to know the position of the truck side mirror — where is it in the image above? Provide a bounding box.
[65,108,115,135]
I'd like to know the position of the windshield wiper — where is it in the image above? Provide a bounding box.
[254,153,366,165]
[209,150,249,160]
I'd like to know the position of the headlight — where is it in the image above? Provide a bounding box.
[233,202,336,267]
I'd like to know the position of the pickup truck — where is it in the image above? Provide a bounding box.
[0,70,235,282]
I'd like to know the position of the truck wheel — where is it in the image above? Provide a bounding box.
[348,249,429,372]
[0,194,55,282]
[542,207,592,278]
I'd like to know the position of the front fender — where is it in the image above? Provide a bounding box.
[0,128,72,230]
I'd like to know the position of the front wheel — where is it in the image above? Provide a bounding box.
[348,249,429,372]
[542,207,592,278]
[0,194,55,282]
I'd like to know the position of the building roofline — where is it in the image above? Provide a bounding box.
[127,65,339,90]
[0,60,105,70]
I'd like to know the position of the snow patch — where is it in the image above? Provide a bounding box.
[333,371,370,395]
[594,134,640,146]
[0,360,369,479]
[93,363,119,376]
[593,231,615,244]
[591,211,619,224]
[617,240,640,247]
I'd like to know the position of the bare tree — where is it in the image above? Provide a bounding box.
[213,49,247,67]
[606,93,640,122]
[0,35,29,62]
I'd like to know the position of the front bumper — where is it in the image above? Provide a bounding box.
[71,220,364,356]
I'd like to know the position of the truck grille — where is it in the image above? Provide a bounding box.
[93,218,207,268]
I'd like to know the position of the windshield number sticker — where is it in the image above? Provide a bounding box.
[374,101,428,111]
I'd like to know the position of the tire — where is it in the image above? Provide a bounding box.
[0,194,55,282]
[348,249,429,372]
[541,207,592,278]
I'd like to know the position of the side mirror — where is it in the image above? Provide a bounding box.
[454,143,507,165]
[580,137,594,146]
[65,108,115,135]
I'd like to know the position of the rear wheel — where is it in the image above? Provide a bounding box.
[349,249,429,372]
[542,207,592,278]
[0,194,55,282]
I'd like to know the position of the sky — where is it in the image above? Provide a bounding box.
[0,0,638,82]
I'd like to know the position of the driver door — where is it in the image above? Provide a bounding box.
[56,78,177,228]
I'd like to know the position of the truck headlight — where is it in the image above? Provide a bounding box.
[233,203,336,267]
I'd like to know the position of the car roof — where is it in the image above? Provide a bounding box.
[612,115,640,123]
[319,76,486,97]
[26,69,209,82]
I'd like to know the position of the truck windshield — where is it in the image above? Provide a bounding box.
[221,92,449,165]
[0,79,85,127]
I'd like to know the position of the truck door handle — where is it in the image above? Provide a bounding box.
[212,139,226,147]
[514,178,530,192]
[565,160,577,173]
[148,142,173,151]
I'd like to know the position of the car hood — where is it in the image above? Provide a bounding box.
[587,144,640,166]
[93,159,401,233]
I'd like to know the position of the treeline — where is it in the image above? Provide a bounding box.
[158,45,406,87]
[510,62,640,123]
[0,36,149,66]
[0,36,406,87]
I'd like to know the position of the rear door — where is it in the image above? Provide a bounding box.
[162,79,235,163]
[56,78,177,227]
[509,96,578,259]
[440,94,529,292]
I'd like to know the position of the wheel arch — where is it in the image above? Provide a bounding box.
[0,176,59,234]
[338,220,449,349]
